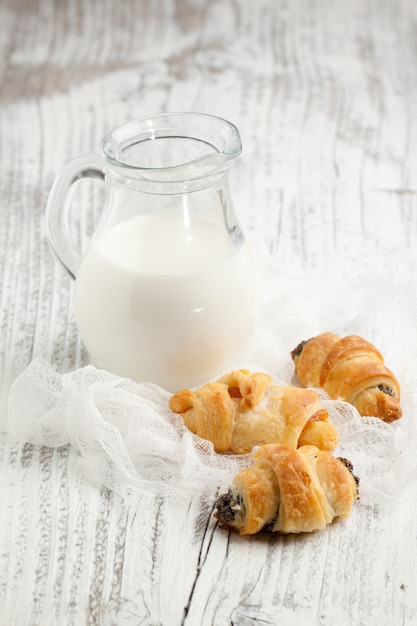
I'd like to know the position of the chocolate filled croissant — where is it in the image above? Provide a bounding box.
[169,370,338,454]
[291,332,402,423]
[214,444,359,535]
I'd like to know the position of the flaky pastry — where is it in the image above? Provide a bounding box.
[169,369,338,454]
[214,443,359,535]
[291,332,402,422]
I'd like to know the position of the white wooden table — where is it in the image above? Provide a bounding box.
[1,1,417,624]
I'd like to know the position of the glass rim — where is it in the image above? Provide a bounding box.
[101,112,242,174]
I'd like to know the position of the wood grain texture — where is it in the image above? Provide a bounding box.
[1,0,417,624]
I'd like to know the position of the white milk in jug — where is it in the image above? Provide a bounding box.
[74,210,259,391]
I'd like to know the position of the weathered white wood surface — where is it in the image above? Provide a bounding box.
[1,0,417,624]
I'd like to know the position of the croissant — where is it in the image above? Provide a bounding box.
[169,369,338,454]
[214,444,359,535]
[291,332,402,423]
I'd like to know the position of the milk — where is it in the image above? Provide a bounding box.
[74,211,259,391]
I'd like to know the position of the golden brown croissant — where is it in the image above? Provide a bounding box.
[214,444,359,535]
[169,369,338,454]
[291,332,402,422]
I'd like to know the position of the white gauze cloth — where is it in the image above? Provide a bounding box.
[6,248,417,506]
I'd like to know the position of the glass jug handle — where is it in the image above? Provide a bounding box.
[45,154,105,279]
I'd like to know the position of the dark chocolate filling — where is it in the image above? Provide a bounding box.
[377,383,396,398]
[290,338,311,360]
[215,489,243,524]
[338,456,360,491]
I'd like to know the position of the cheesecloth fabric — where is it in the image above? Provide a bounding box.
[6,248,417,507]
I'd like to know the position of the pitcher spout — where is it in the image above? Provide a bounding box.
[102,112,242,191]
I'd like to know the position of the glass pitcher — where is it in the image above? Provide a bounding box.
[45,112,259,391]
